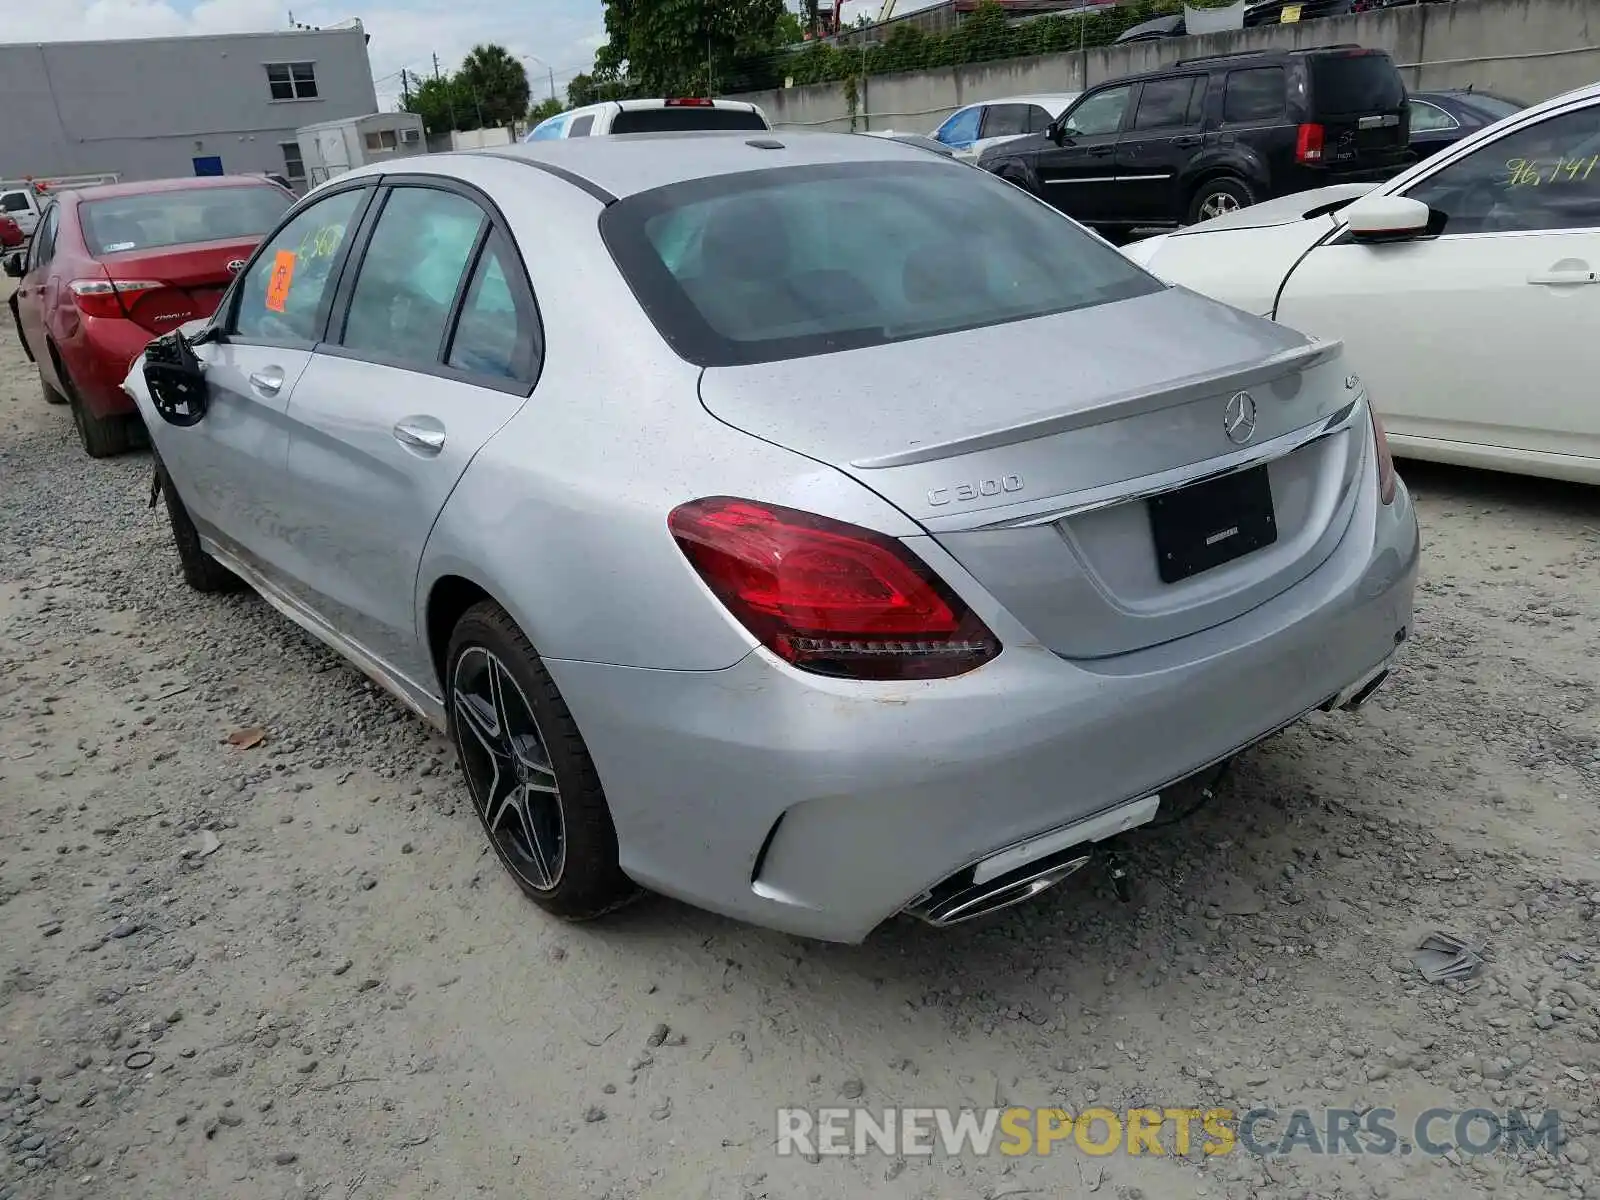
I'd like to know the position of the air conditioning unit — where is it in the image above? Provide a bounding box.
[400,128,421,144]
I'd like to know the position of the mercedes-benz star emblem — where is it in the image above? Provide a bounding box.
[1223,390,1258,446]
[226,259,247,274]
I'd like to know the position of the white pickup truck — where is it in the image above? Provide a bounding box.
[0,173,121,238]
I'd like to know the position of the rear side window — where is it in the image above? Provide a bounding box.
[601,161,1162,367]
[340,187,486,366]
[81,186,292,256]
[610,107,767,134]
[1134,77,1202,130]
[1224,67,1287,123]
[1308,52,1405,116]
[568,115,595,137]
[981,104,1032,138]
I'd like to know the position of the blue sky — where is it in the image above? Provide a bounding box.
[0,0,611,110]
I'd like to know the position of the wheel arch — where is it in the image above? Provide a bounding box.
[423,573,498,694]
[1180,153,1267,206]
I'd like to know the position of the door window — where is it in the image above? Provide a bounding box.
[29,206,58,269]
[980,104,1032,139]
[1405,102,1600,235]
[339,187,486,366]
[1407,100,1459,133]
[1062,87,1131,138]
[934,107,982,146]
[232,187,366,344]
[568,115,595,137]
[445,231,539,381]
[1223,67,1286,123]
[1134,77,1201,130]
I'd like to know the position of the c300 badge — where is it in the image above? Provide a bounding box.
[928,475,1024,506]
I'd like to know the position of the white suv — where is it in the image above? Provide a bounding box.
[524,98,771,141]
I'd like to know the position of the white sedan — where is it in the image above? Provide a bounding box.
[1124,80,1600,485]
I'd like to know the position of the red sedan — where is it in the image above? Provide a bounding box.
[4,175,292,457]
[0,214,22,249]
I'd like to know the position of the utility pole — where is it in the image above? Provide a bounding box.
[433,53,441,81]
[400,67,411,107]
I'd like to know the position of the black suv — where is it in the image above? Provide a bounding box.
[977,46,1413,233]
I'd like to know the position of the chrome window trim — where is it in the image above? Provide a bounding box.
[1407,100,1460,132]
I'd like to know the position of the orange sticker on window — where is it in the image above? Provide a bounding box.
[264,249,297,313]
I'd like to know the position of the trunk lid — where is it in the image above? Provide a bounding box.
[698,287,1369,659]
[98,238,259,330]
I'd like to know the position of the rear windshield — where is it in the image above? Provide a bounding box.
[1308,52,1405,116]
[81,185,292,256]
[1462,93,1524,121]
[601,160,1162,367]
[611,107,769,134]
[1,192,28,213]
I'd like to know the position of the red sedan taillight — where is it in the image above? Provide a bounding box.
[69,278,196,333]
[668,497,1000,680]
[1370,405,1397,505]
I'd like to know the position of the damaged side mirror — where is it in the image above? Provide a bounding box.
[143,330,209,427]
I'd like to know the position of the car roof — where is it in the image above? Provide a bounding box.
[57,175,283,204]
[470,129,938,201]
[959,92,1080,111]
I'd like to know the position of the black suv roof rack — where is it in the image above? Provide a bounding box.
[1171,43,1367,67]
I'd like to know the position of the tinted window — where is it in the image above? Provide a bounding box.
[935,107,981,146]
[29,206,57,269]
[981,104,1031,138]
[0,192,27,213]
[601,161,1162,368]
[1461,94,1524,122]
[1134,77,1201,130]
[341,187,485,365]
[233,188,365,343]
[1223,67,1287,123]
[1063,86,1131,137]
[1407,101,1458,133]
[80,186,292,256]
[1405,103,1600,235]
[1308,52,1404,116]
[568,115,595,137]
[446,232,539,381]
[610,107,767,133]
[1026,105,1054,133]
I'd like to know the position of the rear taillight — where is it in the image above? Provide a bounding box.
[1370,405,1397,505]
[664,97,713,107]
[68,278,190,332]
[668,497,1000,680]
[1295,122,1325,164]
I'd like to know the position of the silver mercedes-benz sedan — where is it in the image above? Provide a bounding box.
[125,131,1419,943]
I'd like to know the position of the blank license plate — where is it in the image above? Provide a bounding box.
[1147,465,1277,584]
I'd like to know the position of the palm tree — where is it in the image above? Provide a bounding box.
[458,44,532,130]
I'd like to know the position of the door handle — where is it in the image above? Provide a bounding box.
[248,368,284,396]
[393,418,446,454]
[1172,135,1202,147]
[1527,269,1598,286]
[1088,145,1115,157]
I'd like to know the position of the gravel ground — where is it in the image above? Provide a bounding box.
[1,290,1599,1200]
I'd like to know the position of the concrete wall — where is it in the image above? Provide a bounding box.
[0,28,379,186]
[735,0,1600,134]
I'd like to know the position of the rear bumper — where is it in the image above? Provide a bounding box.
[63,317,155,418]
[549,474,1419,943]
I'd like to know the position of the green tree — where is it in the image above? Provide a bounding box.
[774,8,804,44]
[528,96,565,125]
[405,75,470,134]
[595,0,787,96]
[458,43,532,128]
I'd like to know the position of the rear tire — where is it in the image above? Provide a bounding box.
[446,601,638,921]
[155,458,245,594]
[56,351,141,458]
[1187,176,1256,226]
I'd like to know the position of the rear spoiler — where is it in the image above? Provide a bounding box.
[851,336,1345,470]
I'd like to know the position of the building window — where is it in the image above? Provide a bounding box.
[267,62,318,101]
[363,129,399,152]
[281,142,306,181]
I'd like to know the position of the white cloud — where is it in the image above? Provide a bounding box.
[0,0,606,111]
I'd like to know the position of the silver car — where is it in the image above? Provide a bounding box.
[125,132,1419,943]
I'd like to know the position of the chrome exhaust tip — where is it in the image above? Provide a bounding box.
[904,849,1092,928]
